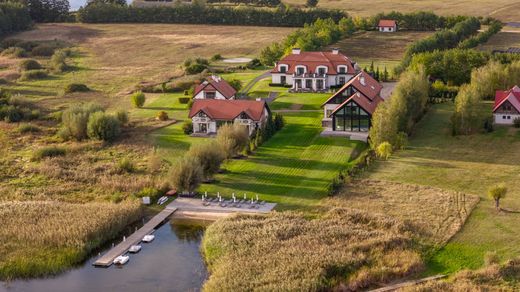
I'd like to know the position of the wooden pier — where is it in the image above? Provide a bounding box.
[93,207,177,267]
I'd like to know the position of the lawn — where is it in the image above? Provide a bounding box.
[200,111,365,210]
[283,0,519,22]
[360,102,520,274]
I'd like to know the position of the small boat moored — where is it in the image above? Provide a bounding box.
[142,234,155,243]
[129,245,141,253]
[113,255,130,265]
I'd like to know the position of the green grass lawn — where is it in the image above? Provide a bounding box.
[361,102,520,274]
[200,111,365,210]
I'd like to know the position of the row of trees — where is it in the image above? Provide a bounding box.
[398,17,481,72]
[77,3,346,27]
[371,11,469,31]
[458,20,502,49]
[369,67,429,150]
[452,61,520,135]
[207,0,281,7]
[0,2,32,38]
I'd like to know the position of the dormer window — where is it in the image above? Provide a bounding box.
[317,67,327,76]
[338,66,346,74]
[296,66,305,75]
[279,65,288,73]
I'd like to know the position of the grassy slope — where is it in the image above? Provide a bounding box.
[362,102,520,274]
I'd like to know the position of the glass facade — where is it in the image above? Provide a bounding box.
[332,101,370,132]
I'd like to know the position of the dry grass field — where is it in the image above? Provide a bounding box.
[284,0,520,22]
[477,31,520,52]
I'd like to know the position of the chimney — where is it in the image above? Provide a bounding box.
[332,48,339,55]
[292,48,301,55]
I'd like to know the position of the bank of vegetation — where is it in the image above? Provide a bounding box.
[0,2,32,39]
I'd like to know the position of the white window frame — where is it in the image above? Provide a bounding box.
[337,65,348,74]
[316,65,328,76]
[278,64,288,73]
[295,65,307,75]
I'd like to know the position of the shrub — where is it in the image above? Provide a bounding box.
[60,103,104,140]
[32,146,66,161]
[64,83,90,93]
[246,58,262,69]
[31,45,55,57]
[227,79,242,91]
[18,123,40,133]
[130,91,145,108]
[87,112,121,141]
[116,157,135,173]
[484,251,500,266]
[147,154,162,173]
[187,143,226,181]
[187,99,194,109]
[488,183,507,210]
[211,54,222,61]
[19,59,42,71]
[156,111,169,121]
[0,105,23,123]
[169,156,203,193]
[50,49,68,72]
[216,123,249,158]
[513,118,520,128]
[19,69,48,81]
[183,120,193,135]
[114,109,128,125]
[376,142,392,160]
[0,78,7,85]
[7,95,32,107]
[178,97,190,104]
[1,47,27,58]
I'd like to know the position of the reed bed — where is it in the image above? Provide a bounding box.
[202,208,424,291]
[0,200,141,280]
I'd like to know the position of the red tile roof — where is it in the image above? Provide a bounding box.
[193,76,237,99]
[322,71,383,106]
[493,85,520,112]
[330,91,384,116]
[189,99,268,121]
[378,19,397,27]
[271,50,356,75]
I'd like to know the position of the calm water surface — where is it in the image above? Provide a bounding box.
[1,219,208,292]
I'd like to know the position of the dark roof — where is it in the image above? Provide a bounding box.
[189,99,268,121]
[493,85,520,112]
[330,91,384,116]
[322,71,383,106]
[271,50,356,75]
[193,76,237,99]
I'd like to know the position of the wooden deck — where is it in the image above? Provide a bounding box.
[93,207,177,267]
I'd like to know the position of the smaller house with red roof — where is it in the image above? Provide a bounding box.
[321,71,384,133]
[493,85,520,125]
[188,99,270,135]
[271,48,357,91]
[377,19,397,32]
[193,75,237,100]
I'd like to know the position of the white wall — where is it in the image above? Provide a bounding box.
[194,91,228,100]
[494,113,520,125]
[272,73,292,85]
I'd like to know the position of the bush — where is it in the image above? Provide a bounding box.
[227,79,242,91]
[246,58,262,69]
[116,157,135,173]
[8,95,33,108]
[376,142,392,160]
[87,112,121,141]
[210,54,222,61]
[19,59,42,71]
[64,83,90,93]
[19,69,48,81]
[169,156,203,193]
[216,123,249,158]
[31,45,55,57]
[32,146,66,161]
[156,111,169,121]
[130,91,145,108]
[60,103,104,140]
[1,47,27,58]
[115,109,128,125]
[187,143,226,181]
[178,97,190,104]
[183,120,193,135]
[50,49,68,72]
[18,123,40,133]
[0,105,23,122]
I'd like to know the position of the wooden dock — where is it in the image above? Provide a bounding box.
[93,207,176,267]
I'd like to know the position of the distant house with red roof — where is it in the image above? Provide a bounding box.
[493,85,520,125]
[193,75,237,100]
[271,48,358,92]
[188,99,270,135]
[377,19,397,32]
[321,71,384,133]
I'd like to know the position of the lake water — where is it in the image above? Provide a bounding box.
[1,219,208,292]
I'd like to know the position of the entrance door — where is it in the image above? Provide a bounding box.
[305,79,312,89]
[280,76,286,85]
[199,123,207,133]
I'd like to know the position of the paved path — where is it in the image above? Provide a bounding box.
[240,71,271,96]
[93,207,176,267]
[368,275,446,292]
[167,197,276,214]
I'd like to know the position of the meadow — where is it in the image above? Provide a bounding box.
[358,102,520,274]
[477,31,520,52]
[284,0,520,22]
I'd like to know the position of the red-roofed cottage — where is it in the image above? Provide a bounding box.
[188,99,270,135]
[271,48,358,92]
[193,75,237,100]
[377,19,397,32]
[493,85,520,125]
[321,71,384,132]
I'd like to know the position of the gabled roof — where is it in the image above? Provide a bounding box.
[493,85,520,112]
[188,99,268,121]
[322,71,383,106]
[378,19,397,27]
[193,76,237,99]
[271,50,356,75]
[330,91,384,116]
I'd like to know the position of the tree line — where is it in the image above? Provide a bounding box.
[77,3,346,27]
[0,2,32,39]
